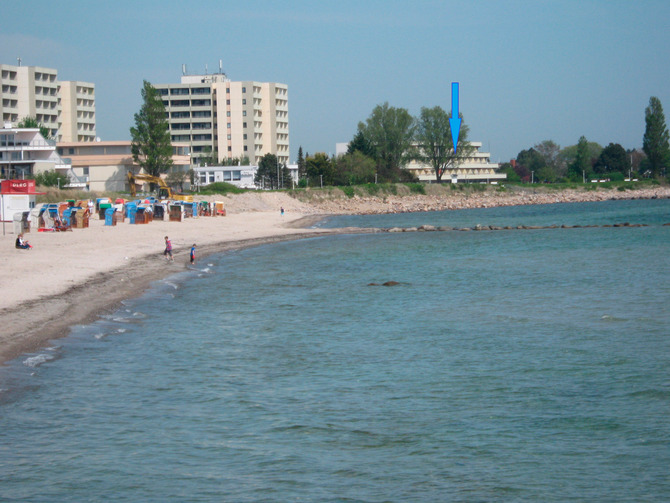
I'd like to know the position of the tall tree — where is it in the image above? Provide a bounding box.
[414,106,473,182]
[593,143,628,174]
[347,130,377,159]
[297,146,307,180]
[642,96,670,177]
[357,102,416,181]
[17,116,51,140]
[534,140,562,179]
[255,153,279,189]
[130,80,173,177]
[568,136,592,181]
[516,148,546,182]
[305,153,334,187]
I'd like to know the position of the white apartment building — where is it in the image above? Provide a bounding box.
[154,68,289,168]
[58,81,96,142]
[0,63,95,143]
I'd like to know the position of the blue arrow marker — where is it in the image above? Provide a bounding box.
[449,82,462,153]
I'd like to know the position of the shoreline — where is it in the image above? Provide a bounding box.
[1,187,669,366]
[0,228,354,365]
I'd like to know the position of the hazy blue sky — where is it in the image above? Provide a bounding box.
[2,0,669,162]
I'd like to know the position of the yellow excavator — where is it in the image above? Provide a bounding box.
[127,172,193,202]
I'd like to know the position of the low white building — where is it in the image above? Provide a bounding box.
[194,164,299,190]
[406,142,505,183]
[0,124,68,179]
[336,141,505,183]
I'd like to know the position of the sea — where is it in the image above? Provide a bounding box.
[0,198,668,502]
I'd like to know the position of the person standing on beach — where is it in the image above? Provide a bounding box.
[280,206,284,216]
[190,243,196,265]
[164,236,173,262]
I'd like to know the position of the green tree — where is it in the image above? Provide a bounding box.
[34,169,69,187]
[568,136,594,181]
[557,141,602,176]
[534,140,563,179]
[516,148,546,182]
[130,80,173,178]
[333,151,376,185]
[593,143,628,174]
[642,96,670,177]
[305,152,334,187]
[297,146,307,180]
[357,102,416,181]
[166,169,189,192]
[255,153,279,189]
[414,105,473,182]
[17,116,51,140]
[347,130,377,159]
[498,162,521,182]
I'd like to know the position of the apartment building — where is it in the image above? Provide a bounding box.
[0,63,95,143]
[58,81,96,142]
[154,69,289,167]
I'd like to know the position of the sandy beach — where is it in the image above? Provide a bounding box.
[1,185,669,365]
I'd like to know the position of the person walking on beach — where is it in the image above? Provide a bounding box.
[164,236,173,262]
[280,206,284,216]
[190,243,196,265]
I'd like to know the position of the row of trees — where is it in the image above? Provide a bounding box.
[504,97,670,183]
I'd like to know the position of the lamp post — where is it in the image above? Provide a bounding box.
[531,171,534,184]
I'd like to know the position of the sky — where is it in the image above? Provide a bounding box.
[2,0,669,163]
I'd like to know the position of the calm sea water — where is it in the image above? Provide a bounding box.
[1,199,669,502]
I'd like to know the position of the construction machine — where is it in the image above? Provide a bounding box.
[127,172,193,202]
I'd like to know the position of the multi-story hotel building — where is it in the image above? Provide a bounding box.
[0,63,95,143]
[154,69,289,167]
[58,81,96,142]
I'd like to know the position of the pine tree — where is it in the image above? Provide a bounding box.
[297,146,306,180]
[130,81,173,177]
[642,96,670,177]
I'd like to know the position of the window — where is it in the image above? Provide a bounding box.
[228,146,232,152]
[242,87,246,93]
[243,134,247,140]
[243,122,247,128]
[226,111,231,117]
[244,146,248,151]
[191,99,211,107]
[232,170,241,181]
[227,134,231,140]
[226,100,230,105]
[227,123,231,129]
[242,99,246,105]
[243,111,246,117]
[170,88,189,95]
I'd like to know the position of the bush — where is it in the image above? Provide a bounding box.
[405,183,425,195]
[198,182,246,195]
[341,186,355,198]
[34,170,69,188]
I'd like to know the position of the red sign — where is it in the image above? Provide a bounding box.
[1,179,37,194]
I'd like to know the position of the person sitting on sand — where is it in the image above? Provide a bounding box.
[15,234,32,249]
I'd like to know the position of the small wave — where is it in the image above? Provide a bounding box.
[600,315,627,322]
[162,281,179,290]
[23,354,54,368]
[132,311,146,319]
[116,328,127,334]
[200,267,211,273]
[94,333,107,340]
